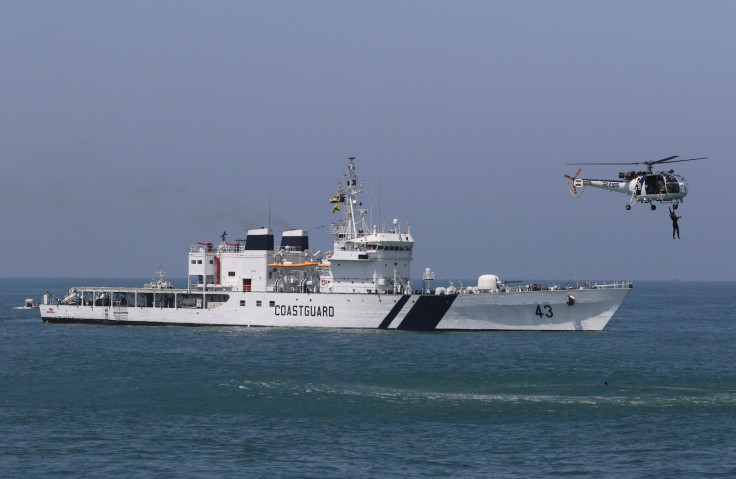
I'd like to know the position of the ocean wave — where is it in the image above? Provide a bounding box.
[221,379,736,410]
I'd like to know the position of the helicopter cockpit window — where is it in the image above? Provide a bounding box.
[644,174,667,195]
[664,173,680,193]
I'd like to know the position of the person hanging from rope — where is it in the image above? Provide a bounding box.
[668,206,681,239]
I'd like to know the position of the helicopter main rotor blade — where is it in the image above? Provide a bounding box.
[566,156,706,167]
[655,156,707,165]
[651,155,679,164]
[565,162,636,166]
[567,157,678,167]
[566,158,675,166]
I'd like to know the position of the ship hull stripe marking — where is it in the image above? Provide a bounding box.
[396,295,457,331]
[377,294,412,329]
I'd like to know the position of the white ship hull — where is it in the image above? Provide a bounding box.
[40,285,631,331]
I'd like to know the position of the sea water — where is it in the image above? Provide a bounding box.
[1,279,735,478]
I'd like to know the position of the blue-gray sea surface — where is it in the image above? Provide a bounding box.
[1,279,735,478]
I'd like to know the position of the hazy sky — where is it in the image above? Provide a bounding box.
[2,0,734,281]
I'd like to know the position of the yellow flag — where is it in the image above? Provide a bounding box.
[332,203,340,213]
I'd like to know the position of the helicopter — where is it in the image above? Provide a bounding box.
[564,155,707,210]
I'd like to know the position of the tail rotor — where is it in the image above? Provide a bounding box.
[565,169,585,197]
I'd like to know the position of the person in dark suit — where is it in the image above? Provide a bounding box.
[669,207,681,239]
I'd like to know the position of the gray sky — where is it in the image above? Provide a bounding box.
[2,0,734,281]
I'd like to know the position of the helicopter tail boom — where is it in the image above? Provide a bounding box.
[566,169,631,198]
[582,178,630,194]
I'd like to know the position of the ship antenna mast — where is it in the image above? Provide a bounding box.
[331,156,365,250]
[378,176,381,232]
[345,156,364,239]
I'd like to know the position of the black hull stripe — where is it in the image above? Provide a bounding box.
[377,294,411,329]
[396,295,457,331]
[42,317,230,327]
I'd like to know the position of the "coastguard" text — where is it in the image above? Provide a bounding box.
[274,304,335,317]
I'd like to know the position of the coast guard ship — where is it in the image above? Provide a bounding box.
[39,158,632,330]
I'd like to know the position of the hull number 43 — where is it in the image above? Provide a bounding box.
[535,304,553,318]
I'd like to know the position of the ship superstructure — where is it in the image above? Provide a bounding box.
[185,158,412,296]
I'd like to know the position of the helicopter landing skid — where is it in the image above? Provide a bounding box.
[626,197,682,211]
[626,194,637,210]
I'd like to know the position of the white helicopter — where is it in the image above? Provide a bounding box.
[565,155,707,210]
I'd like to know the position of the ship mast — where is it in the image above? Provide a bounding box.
[346,157,362,239]
[332,157,365,250]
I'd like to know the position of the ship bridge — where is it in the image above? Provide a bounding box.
[322,158,413,294]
